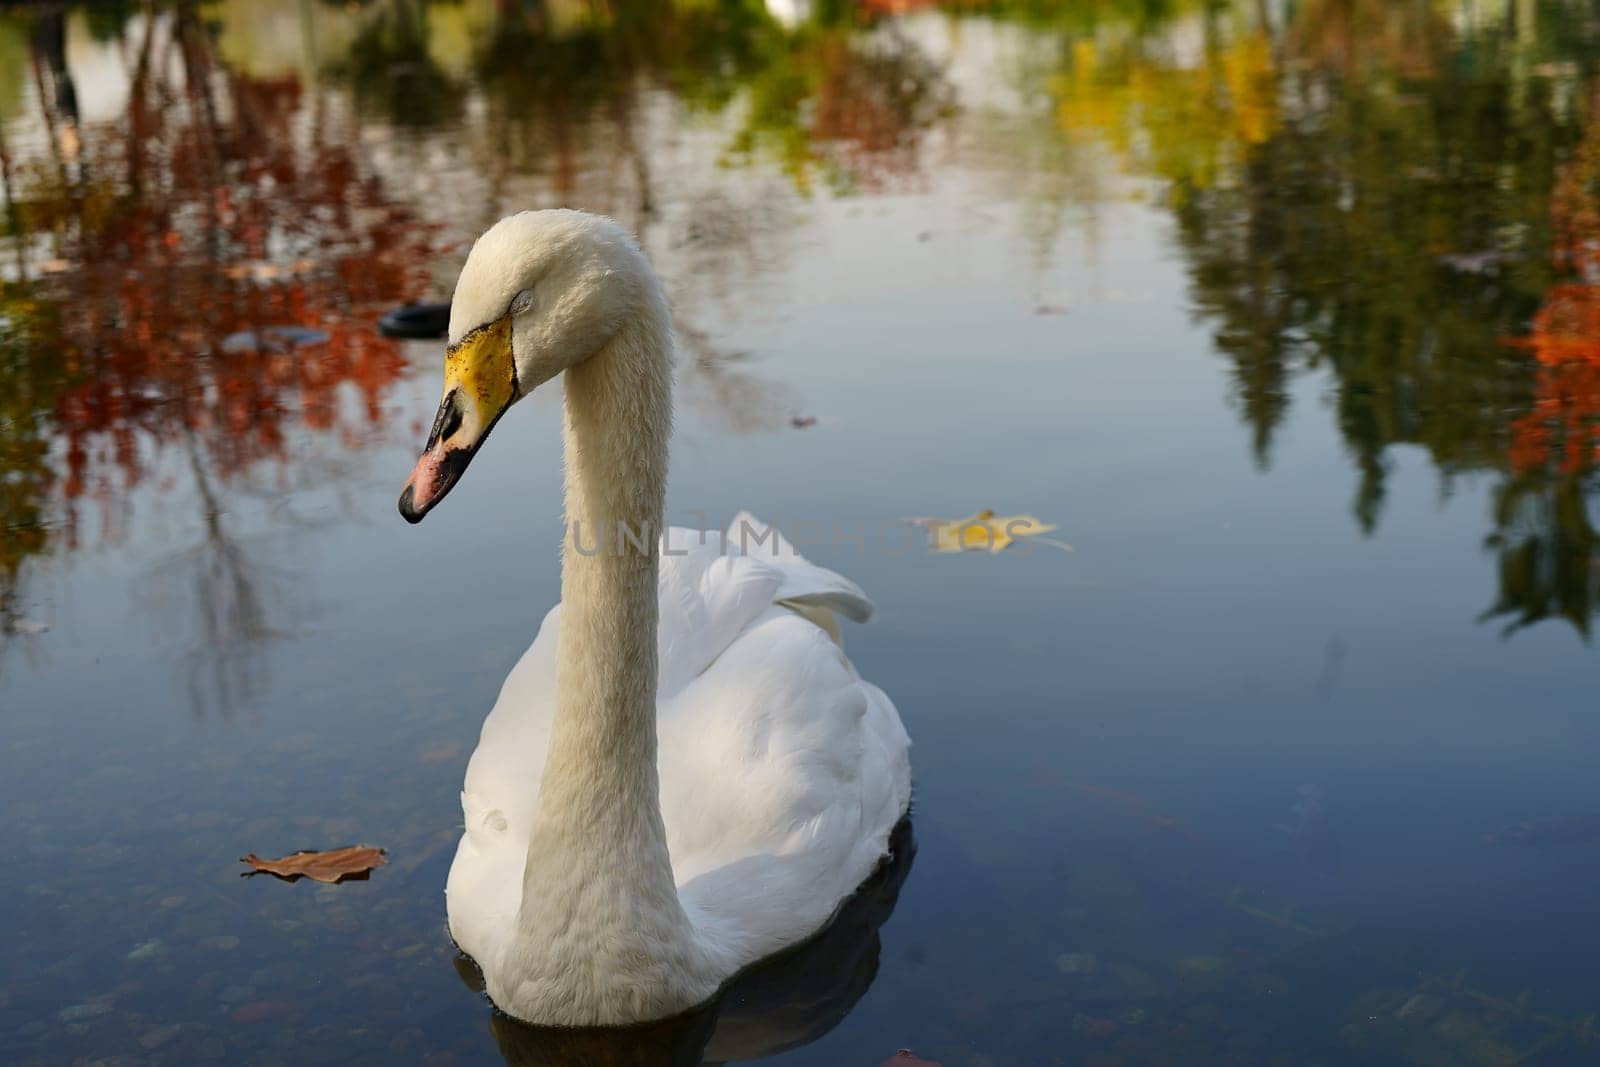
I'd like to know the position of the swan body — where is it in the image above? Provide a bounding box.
[448,515,911,1024]
[399,210,911,1027]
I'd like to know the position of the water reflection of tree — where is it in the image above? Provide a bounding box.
[1040,0,1600,636]
[1486,84,1600,636]
[453,1,951,196]
[144,428,303,717]
[0,0,962,691]
[326,0,466,129]
[722,18,955,194]
[0,289,67,658]
[376,1,950,429]
[0,4,436,708]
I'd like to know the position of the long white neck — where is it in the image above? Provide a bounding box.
[539,319,671,863]
[508,297,719,1022]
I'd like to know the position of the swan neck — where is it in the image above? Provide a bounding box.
[517,306,696,974]
[550,325,668,790]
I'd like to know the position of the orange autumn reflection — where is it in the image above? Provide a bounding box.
[1506,91,1600,478]
[1505,287,1600,476]
[722,21,951,195]
[0,7,439,700]
[5,10,437,552]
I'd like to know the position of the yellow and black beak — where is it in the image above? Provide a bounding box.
[399,315,518,524]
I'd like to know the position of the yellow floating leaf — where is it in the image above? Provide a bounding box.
[916,509,1069,554]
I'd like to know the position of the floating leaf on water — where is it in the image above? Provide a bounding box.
[907,509,1071,554]
[240,846,386,884]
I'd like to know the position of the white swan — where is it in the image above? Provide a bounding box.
[398,210,912,1028]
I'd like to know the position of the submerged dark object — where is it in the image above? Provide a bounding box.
[1482,814,1600,847]
[378,301,451,340]
[221,325,330,354]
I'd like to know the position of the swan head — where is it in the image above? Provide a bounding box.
[399,209,659,523]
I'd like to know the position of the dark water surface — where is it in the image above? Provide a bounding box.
[3,2,1600,1064]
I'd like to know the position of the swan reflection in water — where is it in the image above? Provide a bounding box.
[456,819,915,1066]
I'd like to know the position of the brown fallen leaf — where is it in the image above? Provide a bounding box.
[883,1052,941,1067]
[240,846,386,884]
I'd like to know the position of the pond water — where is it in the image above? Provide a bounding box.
[3,1,1600,1064]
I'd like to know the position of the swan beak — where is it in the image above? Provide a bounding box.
[399,315,518,524]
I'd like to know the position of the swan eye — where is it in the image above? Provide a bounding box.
[508,288,536,317]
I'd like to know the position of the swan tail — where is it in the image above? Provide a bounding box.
[724,511,876,624]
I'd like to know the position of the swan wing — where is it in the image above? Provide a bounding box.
[659,605,910,967]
